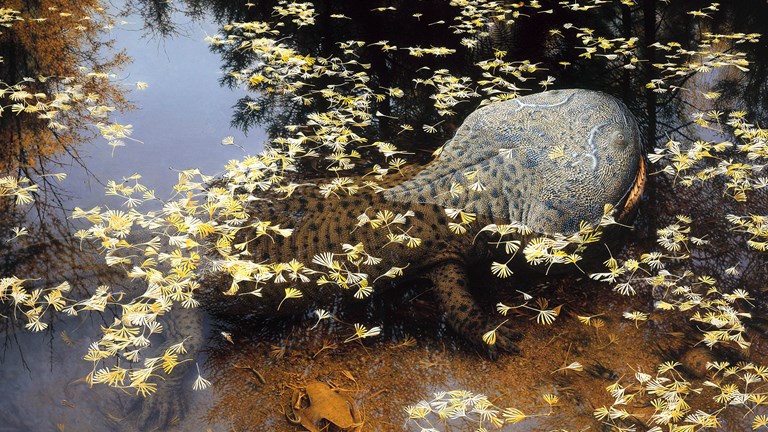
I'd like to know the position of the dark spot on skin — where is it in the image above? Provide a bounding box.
[308,223,319,231]
[340,200,350,209]
[316,202,325,212]
[424,240,434,248]
[312,236,319,243]
[414,210,424,220]
[523,149,540,168]
[564,217,578,232]
[326,242,334,249]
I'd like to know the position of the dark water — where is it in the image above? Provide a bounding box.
[2,1,768,431]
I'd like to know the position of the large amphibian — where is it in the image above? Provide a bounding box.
[207,88,646,356]
[135,88,645,428]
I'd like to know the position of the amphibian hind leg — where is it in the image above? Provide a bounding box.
[427,261,520,359]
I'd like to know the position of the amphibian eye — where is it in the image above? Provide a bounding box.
[612,131,628,147]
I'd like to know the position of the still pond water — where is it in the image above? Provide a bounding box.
[2,1,768,431]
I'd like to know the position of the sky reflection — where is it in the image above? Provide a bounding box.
[66,11,263,210]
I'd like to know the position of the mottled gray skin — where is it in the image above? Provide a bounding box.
[206,89,644,348]
[137,89,645,429]
[385,89,642,234]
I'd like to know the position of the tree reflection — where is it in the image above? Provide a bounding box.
[117,0,768,317]
[0,2,131,172]
[0,2,764,429]
[1,2,132,328]
[125,0,768,162]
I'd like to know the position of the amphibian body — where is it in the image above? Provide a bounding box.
[135,88,645,429]
[208,88,646,356]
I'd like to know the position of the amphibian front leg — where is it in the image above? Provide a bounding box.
[427,260,519,359]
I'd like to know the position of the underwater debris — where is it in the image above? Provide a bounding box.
[290,380,362,432]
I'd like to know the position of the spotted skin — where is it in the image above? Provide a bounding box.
[385,89,642,234]
[427,260,520,357]
[204,89,644,358]
[139,89,644,428]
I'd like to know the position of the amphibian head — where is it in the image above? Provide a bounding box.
[384,89,644,235]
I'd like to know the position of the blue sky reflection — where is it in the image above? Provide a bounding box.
[67,12,264,209]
